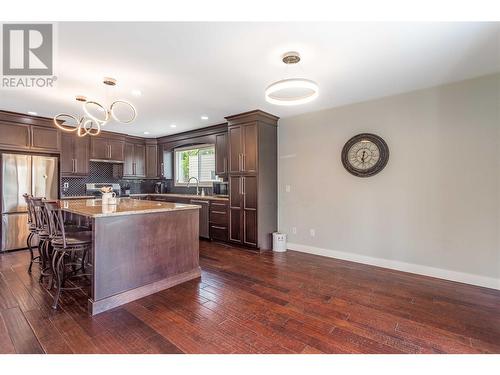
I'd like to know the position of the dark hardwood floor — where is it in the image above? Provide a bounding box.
[1,241,499,354]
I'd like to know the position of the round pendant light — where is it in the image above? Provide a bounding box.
[265,52,319,106]
[53,77,137,137]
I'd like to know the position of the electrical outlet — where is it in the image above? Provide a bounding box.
[285,185,291,193]
[63,182,69,189]
[292,227,297,234]
[309,229,316,237]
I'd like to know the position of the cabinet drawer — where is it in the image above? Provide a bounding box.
[210,201,228,210]
[210,224,228,242]
[209,209,227,225]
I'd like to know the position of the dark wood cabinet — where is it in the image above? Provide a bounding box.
[0,122,31,150]
[145,144,159,178]
[228,175,257,246]
[210,200,228,242]
[123,142,134,176]
[228,126,242,174]
[0,120,60,153]
[228,122,258,174]
[215,132,228,177]
[225,110,278,250]
[90,137,124,162]
[124,141,146,178]
[30,126,60,152]
[61,133,89,176]
[189,198,210,239]
[109,139,124,162]
[145,194,218,240]
[90,137,108,160]
[159,145,173,179]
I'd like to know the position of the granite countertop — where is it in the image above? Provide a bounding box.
[61,193,229,202]
[60,197,200,218]
[130,193,229,201]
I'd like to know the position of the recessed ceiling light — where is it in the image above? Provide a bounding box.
[143,131,150,135]
[170,124,177,128]
[28,111,37,116]
[201,115,208,120]
[132,89,142,97]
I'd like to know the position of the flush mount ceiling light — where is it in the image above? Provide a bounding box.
[53,77,137,137]
[265,51,319,106]
[201,115,208,120]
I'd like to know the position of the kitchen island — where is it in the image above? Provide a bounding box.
[61,198,201,315]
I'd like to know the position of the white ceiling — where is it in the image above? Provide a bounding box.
[1,22,499,137]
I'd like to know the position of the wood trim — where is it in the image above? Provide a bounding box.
[88,267,201,315]
[287,243,500,291]
[225,110,279,126]
[0,110,54,127]
[157,123,228,144]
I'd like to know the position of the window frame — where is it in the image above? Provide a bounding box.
[173,143,216,187]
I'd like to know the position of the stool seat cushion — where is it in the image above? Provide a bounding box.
[51,231,92,247]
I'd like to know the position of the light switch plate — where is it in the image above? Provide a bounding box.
[285,185,291,193]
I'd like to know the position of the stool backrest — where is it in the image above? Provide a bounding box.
[31,198,48,232]
[44,200,67,248]
[22,193,34,226]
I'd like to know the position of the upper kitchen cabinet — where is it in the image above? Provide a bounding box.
[61,133,89,176]
[123,138,146,178]
[30,126,60,152]
[215,132,228,177]
[90,135,125,162]
[225,110,279,251]
[145,141,159,178]
[0,112,61,153]
[228,122,257,174]
[0,122,31,150]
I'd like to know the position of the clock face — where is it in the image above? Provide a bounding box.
[341,133,389,177]
[347,140,380,170]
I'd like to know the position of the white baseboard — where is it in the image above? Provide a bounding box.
[287,242,500,290]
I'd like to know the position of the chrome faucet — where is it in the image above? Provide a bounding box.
[187,177,200,195]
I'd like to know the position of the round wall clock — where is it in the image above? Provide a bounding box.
[341,133,389,177]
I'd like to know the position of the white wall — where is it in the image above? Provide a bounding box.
[278,74,500,289]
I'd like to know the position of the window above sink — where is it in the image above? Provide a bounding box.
[174,144,216,187]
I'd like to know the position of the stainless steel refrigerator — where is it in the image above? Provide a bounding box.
[1,153,58,251]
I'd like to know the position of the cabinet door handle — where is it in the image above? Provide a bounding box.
[74,159,77,174]
[238,154,242,171]
[160,162,164,176]
[211,210,226,215]
[242,177,245,195]
[223,158,227,173]
[242,154,245,171]
[211,225,226,230]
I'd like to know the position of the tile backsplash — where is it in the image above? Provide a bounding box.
[61,162,161,197]
[61,161,216,197]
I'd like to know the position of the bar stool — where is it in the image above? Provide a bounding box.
[30,198,52,282]
[44,201,92,309]
[23,194,40,273]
